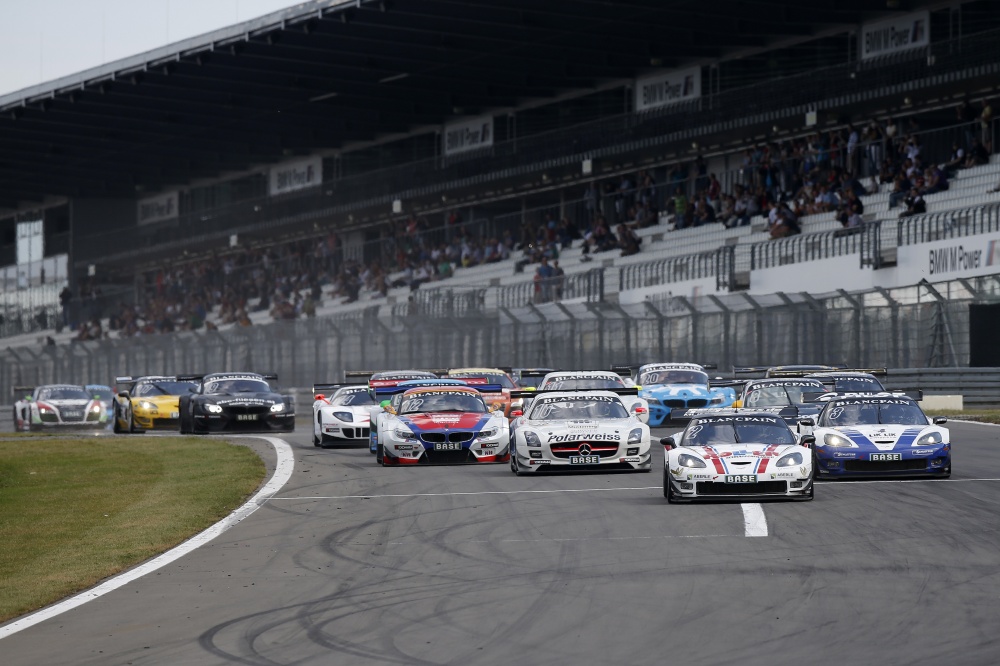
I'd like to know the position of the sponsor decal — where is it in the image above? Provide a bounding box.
[480,442,499,449]
[537,395,618,404]
[860,10,929,60]
[620,457,641,463]
[833,452,857,458]
[395,444,413,451]
[269,156,322,195]
[547,432,619,443]
[911,448,934,455]
[529,459,552,465]
[691,473,713,479]
[669,467,685,477]
[691,415,782,426]
[928,245,984,276]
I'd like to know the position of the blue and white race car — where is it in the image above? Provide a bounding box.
[804,393,950,478]
[633,363,736,426]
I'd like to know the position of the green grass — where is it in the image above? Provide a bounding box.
[0,436,265,623]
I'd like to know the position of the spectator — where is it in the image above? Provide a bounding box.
[551,260,565,300]
[899,190,926,218]
[616,223,641,257]
[964,138,989,168]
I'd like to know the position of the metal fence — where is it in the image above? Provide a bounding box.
[3,274,997,401]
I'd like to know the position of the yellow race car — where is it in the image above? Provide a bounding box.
[113,375,199,433]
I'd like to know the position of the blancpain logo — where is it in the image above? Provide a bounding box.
[547,432,619,443]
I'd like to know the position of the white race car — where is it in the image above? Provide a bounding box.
[13,384,110,432]
[662,409,814,502]
[312,384,376,447]
[532,371,648,423]
[509,388,652,474]
[804,393,951,478]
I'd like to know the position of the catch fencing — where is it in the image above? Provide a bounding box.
[2,275,997,403]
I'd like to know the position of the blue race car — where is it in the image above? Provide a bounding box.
[369,378,477,454]
[633,363,736,426]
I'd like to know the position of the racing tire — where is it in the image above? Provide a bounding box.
[376,443,384,465]
[179,408,191,435]
[112,404,123,434]
[510,453,521,476]
[129,412,145,434]
[663,468,676,503]
[313,433,321,447]
[805,477,815,501]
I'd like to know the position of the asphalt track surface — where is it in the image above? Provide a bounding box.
[3,421,1000,666]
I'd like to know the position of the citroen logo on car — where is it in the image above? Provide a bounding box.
[578,443,592,455]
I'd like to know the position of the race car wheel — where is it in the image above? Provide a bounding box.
[376,443,384,465]
[112,404,123,434]
[806,477,815,500]
[129,412,145,434]
[663,468,675,502]
[12,407,20,432]
[179,408,191,435]
[313,431,321,447]
[510,453,520,476]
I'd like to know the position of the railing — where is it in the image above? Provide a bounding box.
[496,268,604,309]
[619,247,729,292]
[399,286,489,319]
[896,203,1000,247]
[750,226,869,270]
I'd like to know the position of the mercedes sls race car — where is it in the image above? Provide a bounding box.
[112,375,199,433]
[804,394,950,478]
[178,372,295,434]
[633,363,735,426]
[13,384,110,431]
[446,367,518,415]
[312,383,375,446]
[509,388,651,474]
[529,371,648,423]
[376,384,510,465]
[662,409,815,502]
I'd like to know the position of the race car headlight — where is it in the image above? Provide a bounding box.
[710,396,726,405]
[270,403,285,413]
[479,426,500,440]
[138,401,157,411]
[523,431,541,447]
[393,427,416,441]
[646,398,661,405]
[205,404,223,414]
[332,410,352,421]
[916,431,943,446]
[627,428,643,444]
[90,404,104,413]
[678,453,707,468]
[776,452,803,467]
[824,433,853,447]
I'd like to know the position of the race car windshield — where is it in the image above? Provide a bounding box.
[745,383,823,407]
[638,370,708,386]
[87,387,112,400]
[451,373,515,388]
[203,379,271,394]
[542,377,624,390]
[831,377,885,392]
[38,387,90,401]
[135,381,198,397]
[334,391,376,406]
[528,398,629,420]
[821,402,927,426]
[399,393,486,414]
[516,375,547,389]
[685,420,795,446]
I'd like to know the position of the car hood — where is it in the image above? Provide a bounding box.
[318,404,372,421]
[41,399,92,409]
[398,412,493,432]
[642,384,713,398]
[824,425,941,450]
[133,395,181,408]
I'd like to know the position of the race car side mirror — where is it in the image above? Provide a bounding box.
[510,410,523,418]
[660,436,676,449]
[798,418,815,427]
[314,394,325,402]
[118,391,130,400]
[933,416,948,425]
[800,435,816,448]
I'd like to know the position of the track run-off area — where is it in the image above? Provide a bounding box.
[3,421,999,665]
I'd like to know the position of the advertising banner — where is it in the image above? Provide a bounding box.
[269,156,322,196]
[860,11,930,61]
[137,191,178,226]
[442,115,494,156]
[896,233,1000,283]
[634,66,701,112]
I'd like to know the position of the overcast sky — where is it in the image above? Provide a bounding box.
[0,0,304,97]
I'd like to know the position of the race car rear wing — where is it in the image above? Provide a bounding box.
[13,385,35,398]
[801,390,923,403]
[176,374,204,382]
[373,383,505,398]
[260,373,279,382]
[313,383,344,397]
[344,370,375,384]
[510,388,640,399]
[809,367,888,377]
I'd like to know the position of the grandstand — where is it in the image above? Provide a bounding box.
[3,0,1000,354]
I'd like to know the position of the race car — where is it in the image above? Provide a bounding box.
[512,368,557,389]
[446,367,518,415]
[369,378,472,455]
[113,375,200,433]
[509,388,652,474]
[530,371,648,423]
[805,370,888,393]
[376,384,510,465]
[731,377,827,428]
[86,384,116,423]
[632,363,736,426]
[13,384,110,432]
[178,372,295,434]
[661,409,815,502]
[734,364,842,379]
[361,369,441,389]
[312,383,375,446]
[803,393,950,478]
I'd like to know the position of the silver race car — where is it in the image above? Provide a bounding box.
[312,384,376,447]
[13,384,110,432]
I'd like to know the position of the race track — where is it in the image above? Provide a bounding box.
[3,421,1000,665]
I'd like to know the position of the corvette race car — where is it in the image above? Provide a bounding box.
[509,388,651,474]
[312,383,375,446]
[376,384,510,465]
[631,363,736,426]
[662,409,815,502]
[803,393,950,478]
[13,384,110,431]
[178,372,295,434]
[113,375,200,433]
[731,377,827,428]
[446,367,518,415]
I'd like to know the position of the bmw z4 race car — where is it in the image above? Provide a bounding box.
[13,384,110,431]
[369,378,474,455]
[804,394,950,478]
[633,363,736,426]
[113,375,199,433]
[509,388,651,474]
[312,383,375,446]
[376,384,510,465]
[662,409,815,502]
[178,373,295,434]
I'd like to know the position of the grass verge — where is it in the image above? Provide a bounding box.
[0,436,265,623]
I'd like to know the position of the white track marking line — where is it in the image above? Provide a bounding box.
[741,503,768,537]
[271,486,663,501]
[819,478,1000,485]
[0,435,294,640]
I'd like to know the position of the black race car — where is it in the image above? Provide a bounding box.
[178,372,295,434]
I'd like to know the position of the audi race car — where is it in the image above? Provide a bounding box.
[13,384,110,432]
[312,384,375,446]
[662,409,815,502]
[732,378,827,428]
[446,367,518,416]
[113,376,200,433]
[632,363,736,426]
[376,384,510,465]
[804,394,950,478]
[509,388,652,474]
[178,373,295,434]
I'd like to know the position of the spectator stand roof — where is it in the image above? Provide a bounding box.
[0,0,946,211]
